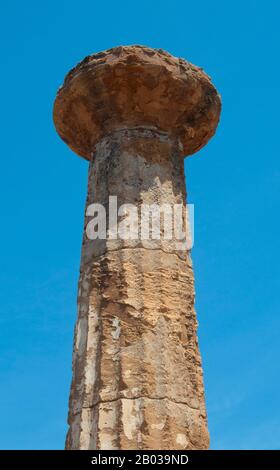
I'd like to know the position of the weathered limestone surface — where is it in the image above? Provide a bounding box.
[53,46,221,450]
[53,45,220,159]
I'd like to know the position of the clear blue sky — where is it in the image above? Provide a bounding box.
[0,0,279,450]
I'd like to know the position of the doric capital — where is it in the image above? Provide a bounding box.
[53,45,221,160]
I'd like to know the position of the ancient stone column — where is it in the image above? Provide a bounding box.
[53,45,221,450]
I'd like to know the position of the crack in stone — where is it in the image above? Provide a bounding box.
[82,395,200,411]
[81,246,190,269]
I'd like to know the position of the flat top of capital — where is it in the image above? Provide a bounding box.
[53,45,221,160]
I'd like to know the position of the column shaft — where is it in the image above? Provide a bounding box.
[65,129,209,450]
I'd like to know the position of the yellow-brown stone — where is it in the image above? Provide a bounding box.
[53,45,221,159]
[53,45,221,450]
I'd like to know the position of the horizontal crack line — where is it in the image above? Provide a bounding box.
[81,395,199,411]
[80,245,190,269]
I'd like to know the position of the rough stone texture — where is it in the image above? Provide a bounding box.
[53,45,221,450]
[53,45,221,159]
[65,130,208,450]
